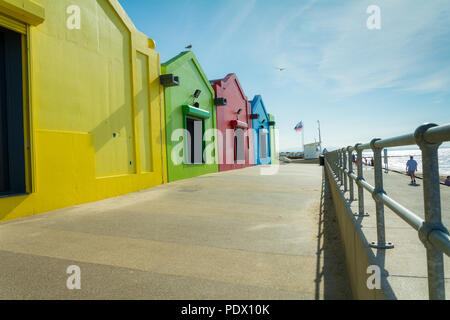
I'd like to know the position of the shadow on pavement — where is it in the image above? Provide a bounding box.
[314,170,353,300]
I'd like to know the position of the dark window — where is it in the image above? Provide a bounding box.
[259,129,267,159]
[0,27,26,195]
[186,118,203,164]
[234,129,244,162]
[234,136,237,162]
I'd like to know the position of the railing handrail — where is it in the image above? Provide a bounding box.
[345,123,450,152]
[324,122,450,300]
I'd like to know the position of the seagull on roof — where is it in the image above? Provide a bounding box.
[185,45,192,50]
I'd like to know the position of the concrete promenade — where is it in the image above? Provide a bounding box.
[342,167,450,299]
[0,164,351,300]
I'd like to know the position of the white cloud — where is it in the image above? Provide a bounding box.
[268,0,450,97]
[208,0,257,56]
[402,67,450,93]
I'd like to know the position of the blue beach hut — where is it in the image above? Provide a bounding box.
[250,95,271,165]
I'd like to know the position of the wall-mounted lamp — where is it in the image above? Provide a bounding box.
[214,98,227,106]
[193,89,202,99]
[237,108,243,115]
[261,119,266,124]
[160,74,180,87]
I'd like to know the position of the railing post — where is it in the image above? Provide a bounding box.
[329,152,335,176]
[342,148,348,192]
[347,146,354,201]
[333,152,337,177]
[370,139,394,249]
[334,152,338,169]
[338,151,343,185]
[334,151,338,179]
[355,144,369,217]
[415,124,448,300]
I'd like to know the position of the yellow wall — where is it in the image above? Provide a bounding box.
[0,0,167,222]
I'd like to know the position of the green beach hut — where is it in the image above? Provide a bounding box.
[161,51,219,182]
[269,114,278,165]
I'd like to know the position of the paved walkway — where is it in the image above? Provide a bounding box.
[0,164,351,300]
[342,167,450,299]
[361,167,450,227]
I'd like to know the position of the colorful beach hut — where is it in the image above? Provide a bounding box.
[211,74,254,171]
[0,0,167,222]
[161,51,219,182]
[250,96,271,165]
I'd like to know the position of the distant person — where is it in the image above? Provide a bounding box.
[406,156,418,185]
[445,176,450,186]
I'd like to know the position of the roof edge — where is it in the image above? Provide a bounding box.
[162,51,215,97]
[108,0,157,50]
[0,0,45,25]
[251,95,269,120]
[211,73,248,101]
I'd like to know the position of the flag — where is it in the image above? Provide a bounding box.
[294,121,303,132]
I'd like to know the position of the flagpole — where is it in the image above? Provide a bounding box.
[294,121,305,154]
[317,120,322,153]
[302,124,305,153]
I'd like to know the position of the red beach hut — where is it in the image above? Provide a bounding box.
[211,74,254,171]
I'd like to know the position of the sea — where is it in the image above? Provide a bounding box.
[362,147,450,176]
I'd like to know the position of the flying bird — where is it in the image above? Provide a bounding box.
[185,45,192,50]
[275,67,286,71]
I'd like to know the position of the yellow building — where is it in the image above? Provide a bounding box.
[0,0,167,222]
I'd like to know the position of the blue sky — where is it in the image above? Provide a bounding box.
[120,0,450,151]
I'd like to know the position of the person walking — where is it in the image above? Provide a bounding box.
[445,176,450,186]
[406,156,418,185]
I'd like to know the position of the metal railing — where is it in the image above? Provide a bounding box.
[324,123,450,300]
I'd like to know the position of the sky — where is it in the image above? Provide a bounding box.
[120,0,450,151]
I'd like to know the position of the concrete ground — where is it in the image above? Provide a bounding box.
[0,164,351,300]
[342,166,450,299]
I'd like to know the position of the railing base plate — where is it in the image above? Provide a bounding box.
[370,241,394,249]
[354,213,370,217]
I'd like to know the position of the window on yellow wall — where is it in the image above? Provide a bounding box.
[0,26,26,195]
